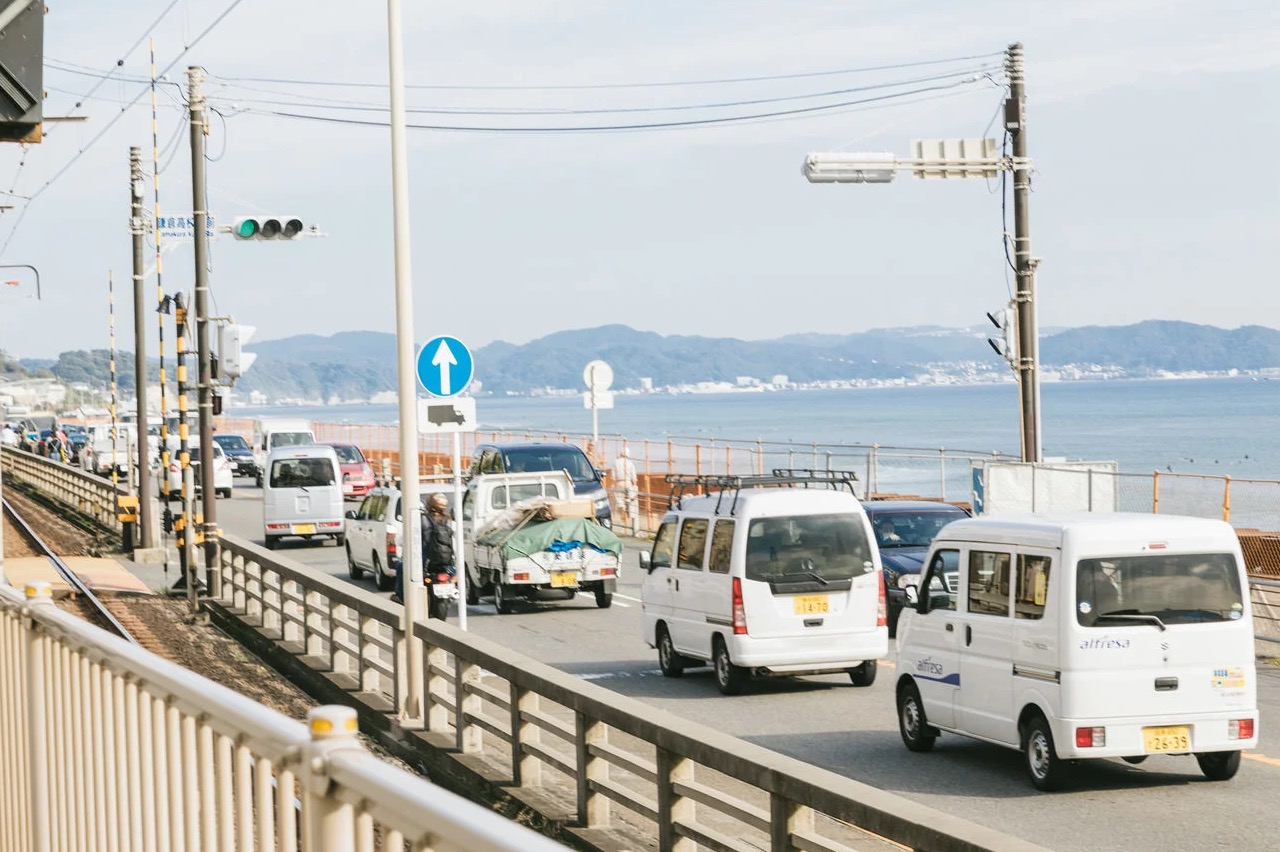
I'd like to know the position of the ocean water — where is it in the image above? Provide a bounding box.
[230,376,1280,480]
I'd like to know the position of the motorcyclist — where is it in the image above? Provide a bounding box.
[421,492,456,620]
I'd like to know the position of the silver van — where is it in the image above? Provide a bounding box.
[262,445,344,549]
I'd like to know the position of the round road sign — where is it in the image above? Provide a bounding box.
[583,360,613,392]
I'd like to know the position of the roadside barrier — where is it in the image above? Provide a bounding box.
[0,581,559,852]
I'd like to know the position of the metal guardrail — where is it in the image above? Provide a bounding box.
[1,445,128,536]
[0,582,560,852]
[214,534,1047,852]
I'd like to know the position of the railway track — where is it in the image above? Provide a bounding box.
[2,495,138,645]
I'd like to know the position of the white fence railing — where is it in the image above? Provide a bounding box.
[0,581,563,852]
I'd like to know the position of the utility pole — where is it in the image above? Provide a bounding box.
[129,146,155,548]
[188,66,219,578]
[1005,42,1042,463]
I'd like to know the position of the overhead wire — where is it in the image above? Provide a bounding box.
[0,0,249,256]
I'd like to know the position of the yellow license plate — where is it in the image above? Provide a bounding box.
[793,594,829,615]
[294,523,316,535]
[1143,725,1190,753]
[550,571,577,588]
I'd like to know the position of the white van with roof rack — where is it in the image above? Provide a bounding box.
[639,469,887,695]
[894,512,1258,790]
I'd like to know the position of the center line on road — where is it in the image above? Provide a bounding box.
[1243,751,1280,767]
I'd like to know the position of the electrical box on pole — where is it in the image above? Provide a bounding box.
[0,0,43,143]
[218,323,257,380]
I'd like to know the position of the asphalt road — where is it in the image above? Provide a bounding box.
[213,480,1280,852]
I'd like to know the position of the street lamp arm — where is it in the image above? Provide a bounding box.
[0,264,40,299]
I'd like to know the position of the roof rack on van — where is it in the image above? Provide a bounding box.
[664,469,858,515]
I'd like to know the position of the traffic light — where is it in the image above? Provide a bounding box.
[986,305,1018,369]
[232,216,305,240]
[219,324,257,380]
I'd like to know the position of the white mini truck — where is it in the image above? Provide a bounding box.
[894,512,1259,790]
[463,471,621,614]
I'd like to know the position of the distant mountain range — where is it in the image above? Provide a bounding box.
[9,321,1280,402]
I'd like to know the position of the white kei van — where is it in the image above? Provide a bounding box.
[894,513,1258,790]
[640,472,887,695]
[252,418,315,486]
[262,445,345,549]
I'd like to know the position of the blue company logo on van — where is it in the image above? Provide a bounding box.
[913,656,960,685]
[1078,636,1131,650]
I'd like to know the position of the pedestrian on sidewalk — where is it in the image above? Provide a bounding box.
[613,446,639,536]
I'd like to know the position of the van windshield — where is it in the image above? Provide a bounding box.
[745,514,872,583]
[270,432,313,450]
[1076,553,1244,627]
[502,448,596,484]
[269,458,336,488]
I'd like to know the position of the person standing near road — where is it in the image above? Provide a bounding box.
[613,446,639,536]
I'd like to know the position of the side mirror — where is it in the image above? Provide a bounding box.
[903,584,919,606]
[344,510,357,520]
[639,551,652,572]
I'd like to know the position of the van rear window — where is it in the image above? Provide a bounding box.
[270,432,313,450]
[270,458,336,488]
[745,514,872,584]
[1076,553,1244,627]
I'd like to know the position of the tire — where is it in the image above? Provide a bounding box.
[265,535,278,551]
[334,534,346,547]
[887,604,901,638]
[594,589,613,609]
[464,566,479,605]
[1121,755,1148,765]
[494,582,515,615]
[373,553,395,592]
[897,680,937,753]
[217,487,231,499]
[656,625,685,678]
[848,659,877,687]
[1196,750,1241,781]
[1024,715,1071,791]
[713,637,748,696]
[346,544,363,580]
[429,594,450,621]
[255,473,263,488]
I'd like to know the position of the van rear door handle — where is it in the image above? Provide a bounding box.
[965,624,973,646]
[945,623,954,632]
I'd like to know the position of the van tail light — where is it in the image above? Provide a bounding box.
[1075,726,1106,748]
[732,577,748,635]
[386,532,397,559]
[1230,719,1254,740]
[876,572,887,628]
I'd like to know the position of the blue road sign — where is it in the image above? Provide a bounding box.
[416,336,473,397]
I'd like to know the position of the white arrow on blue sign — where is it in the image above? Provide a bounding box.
[416,336,474,398]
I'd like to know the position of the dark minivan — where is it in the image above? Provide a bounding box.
[467,442,612,527]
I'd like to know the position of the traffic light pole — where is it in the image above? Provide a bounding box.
[129,146,155,548]
[1006,43,1042,464]
[187,66,220,583]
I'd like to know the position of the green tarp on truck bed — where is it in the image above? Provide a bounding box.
[476,517,623,560]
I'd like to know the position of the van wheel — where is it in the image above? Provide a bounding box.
[218,487,232,499]
[657,625,685,678]
[713,637,748,696]
[373,553,395,592]
[265,535,278,551]
[897,681,937,752]
[1121,755,1148,765]
[1196,751,1241,781]
[334,534,345,547]
[848,660,877,687]
[346,544,362,580]
[464,567,479,605]
[594,589,613,609]
[1024,715,1071,791]
[494,583,515,615]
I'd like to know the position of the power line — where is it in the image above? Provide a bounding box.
[241,77,987,134]
[206,51,1005,91]
[0,0,249,256]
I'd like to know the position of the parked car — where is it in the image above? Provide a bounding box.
[345,479,454,591]
[467,442,612,527]
[213,433,257,477]
[326,442,376,499]
[165,442,234,499]
[862,500,970,636]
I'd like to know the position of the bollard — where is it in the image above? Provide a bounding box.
[302,706,361,852]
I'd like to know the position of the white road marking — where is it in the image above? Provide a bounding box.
[578,669,664,681]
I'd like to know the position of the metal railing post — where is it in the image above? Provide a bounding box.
[302,707,360,851]
[24,582,53,852]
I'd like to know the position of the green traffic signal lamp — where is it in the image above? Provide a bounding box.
[235,218,259,238]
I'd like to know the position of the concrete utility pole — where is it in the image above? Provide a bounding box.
[187,66,220,577]
[1006,43,1042,464]
[129,146,155,548]
[386,0,426,723]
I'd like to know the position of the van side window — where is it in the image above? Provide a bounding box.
[491,484,509,511]
[356,496,373,521]
[968,550,1011,617]
[462,491,474,522]
[677,519,709,571]
[651,521,676,569]
[708,520,734,574]
[1015,554,1051,619]
[921,549,958,612]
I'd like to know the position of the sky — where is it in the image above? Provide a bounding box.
[0,0,1276,359]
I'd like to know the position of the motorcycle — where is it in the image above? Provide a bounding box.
[424,566,459,621]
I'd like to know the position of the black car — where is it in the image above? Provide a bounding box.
[213,433,257,477]
[467,441,612,526]
[863,500,970,635]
